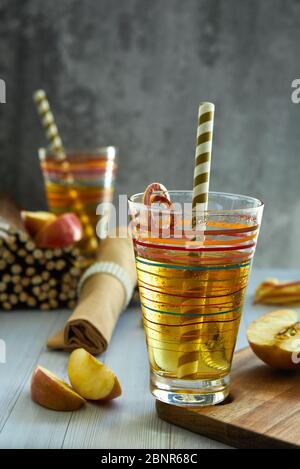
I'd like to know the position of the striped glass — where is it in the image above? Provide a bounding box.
[39,147,117,256]
[129,191,263,406]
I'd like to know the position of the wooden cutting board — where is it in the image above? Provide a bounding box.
[156,347,300,449]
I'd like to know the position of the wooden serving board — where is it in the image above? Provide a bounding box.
[156,347,300,449]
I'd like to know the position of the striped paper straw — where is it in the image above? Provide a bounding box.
[192,102,215,215]
[33,90,65,159]
[33,89,97,250]
[177,102,215,379]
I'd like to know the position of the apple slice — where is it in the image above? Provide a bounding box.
[31,365,86,411]
[21,211,56,237]
[254,278,300,305]
[143,182,172,206]
[68,348,122,401]
[35,213,83,248]
[247,309,300,370]
[142,183,175,235]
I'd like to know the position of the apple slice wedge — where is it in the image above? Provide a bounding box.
[35,213,83,248]
[247,309,300,370]
[68,348,122,401]
[31,366,86,411]
[21,211,57,237]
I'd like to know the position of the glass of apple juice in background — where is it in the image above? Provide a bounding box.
[39,146,117,257]
[129,190,263,406]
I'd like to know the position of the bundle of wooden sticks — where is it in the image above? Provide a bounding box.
[0,195,84,311]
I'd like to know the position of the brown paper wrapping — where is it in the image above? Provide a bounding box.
[0,194,25,231]
[47,228,137,354]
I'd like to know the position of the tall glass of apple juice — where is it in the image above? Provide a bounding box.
[129,190,263,406]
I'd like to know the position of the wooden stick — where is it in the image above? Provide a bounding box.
[33,249,43,260]
[11,264,22,275]
[10,294,18,305]
[21,277,30,287]
[27,296,37,307]
[11,275,21,284]
[25,267,35,277]
[25,255,34,265]
[17,248,27,258]
[13,284,23,294]
[56,259,66,270]
[2,273,11,283]
[25,240,35,251]
[41,283,50,292]
[32,286,41,296]
[40,272,49,282]
[53,248,63,257]
[49,299,58,309]
[48,289,57,299]
[32,275,42,285]
[45,250,54,260]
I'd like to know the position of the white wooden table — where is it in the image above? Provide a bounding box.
[0,268,299,449]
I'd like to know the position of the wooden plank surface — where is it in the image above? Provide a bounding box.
[156,347,300,449]
[0,268,299,449]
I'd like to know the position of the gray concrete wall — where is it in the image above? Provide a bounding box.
[0,0,299,267]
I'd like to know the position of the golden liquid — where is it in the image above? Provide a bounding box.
[40,153,116,255]
[136,249,251,380]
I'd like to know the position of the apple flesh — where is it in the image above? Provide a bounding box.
[254,278,300,305]
[31,366,86,411]
[68,348,122,401]
[21,211,56,237]
[35,213,83,248]
[247,309,300,370]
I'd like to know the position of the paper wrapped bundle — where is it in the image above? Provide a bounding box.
[47,228,137,354]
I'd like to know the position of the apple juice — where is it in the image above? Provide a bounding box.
[132,221,256,381]
[40,149,117,255]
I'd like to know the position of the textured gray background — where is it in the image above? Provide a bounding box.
[0,0,299,267]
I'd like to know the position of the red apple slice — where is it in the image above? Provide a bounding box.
[35,213,83,248]
[143,182,172,206]
[142,183,175,235]
[247,309,300,370]
[31,366,86,411]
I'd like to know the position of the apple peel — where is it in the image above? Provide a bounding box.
[35,212,83,248]
[247,309,300,370]
[142,182,175,235]
[31,365,86,411]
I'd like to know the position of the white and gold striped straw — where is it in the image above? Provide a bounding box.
[33,90,65,159]
[192,102,215,215]
[33,89,97,252]
[177,102,215,379]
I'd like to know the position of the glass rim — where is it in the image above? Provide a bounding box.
[128,190,264,214]
[38,145,118,160]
